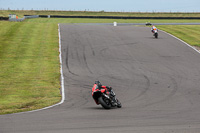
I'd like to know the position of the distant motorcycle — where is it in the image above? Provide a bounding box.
[92,81,121,109]
[151,26,158,38]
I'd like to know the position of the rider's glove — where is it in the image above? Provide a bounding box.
[107,86,112,91]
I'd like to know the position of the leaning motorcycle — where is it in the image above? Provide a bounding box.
[92,83,121,109]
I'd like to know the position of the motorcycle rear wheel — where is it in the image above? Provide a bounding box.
[98,97,111,109]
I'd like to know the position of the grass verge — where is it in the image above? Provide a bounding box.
[157,25,200,47]
[25,18,200,23]
[0,21,61,114]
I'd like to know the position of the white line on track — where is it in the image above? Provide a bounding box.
[12,24,65,115]
[58,23,65,104]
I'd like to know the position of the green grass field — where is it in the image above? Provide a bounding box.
[25,18,200,23]
[158,25,200,47]
[0,12,200,114]
[0,21,61,114]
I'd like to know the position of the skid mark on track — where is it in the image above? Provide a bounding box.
[122,74,151,103]
[83,45,93,74]
[133,74,150,100]
[137,75,178,109]
[65,45,79,76]
[86,38,96,56]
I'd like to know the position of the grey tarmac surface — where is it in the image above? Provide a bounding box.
[1,25,200,133]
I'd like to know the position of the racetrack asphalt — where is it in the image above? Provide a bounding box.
[1,25,200,133]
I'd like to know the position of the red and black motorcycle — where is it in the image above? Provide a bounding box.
[92,81,121,109]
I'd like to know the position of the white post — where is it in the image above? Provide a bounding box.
[113,22,117,26]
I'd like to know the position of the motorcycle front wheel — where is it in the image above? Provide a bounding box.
[98,97,111,109]
[116,98,122,108]
[154,33,158,38]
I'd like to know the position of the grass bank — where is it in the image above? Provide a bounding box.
[0,21,61,114]
[25,18,200,23]
[158,25,200,47]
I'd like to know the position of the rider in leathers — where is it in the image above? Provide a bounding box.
[151,25,158,33]
[95,81,117,105]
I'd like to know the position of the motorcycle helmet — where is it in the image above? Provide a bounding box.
[95,81,102,88]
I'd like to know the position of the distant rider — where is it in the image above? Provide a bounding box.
[151,25,158,33]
